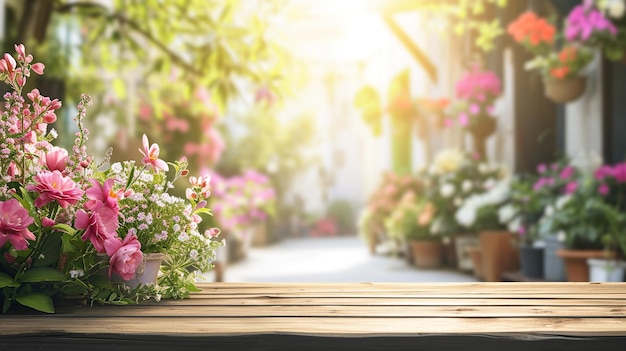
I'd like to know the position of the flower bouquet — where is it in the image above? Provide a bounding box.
[0,45,222,313]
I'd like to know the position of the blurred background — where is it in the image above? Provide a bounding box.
[3,0,626,283]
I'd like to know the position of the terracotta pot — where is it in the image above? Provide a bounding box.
[410,240,443,269]
[467,245,483,280]
[107,252,165,289]
[557,249,605,282]
[543,76,587,104]
[479,230,519,282]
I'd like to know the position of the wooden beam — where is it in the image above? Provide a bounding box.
[382,13,437,84]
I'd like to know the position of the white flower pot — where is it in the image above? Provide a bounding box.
[587,258,626,282]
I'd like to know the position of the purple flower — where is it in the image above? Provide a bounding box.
[565,4,617,42]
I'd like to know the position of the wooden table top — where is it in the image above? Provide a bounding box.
[2,282,626,350]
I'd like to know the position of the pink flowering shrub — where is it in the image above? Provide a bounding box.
[0,45,222,313]
[210,170,277,231]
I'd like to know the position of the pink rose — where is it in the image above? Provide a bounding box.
[45,146,69,172]
[106,234,143,281]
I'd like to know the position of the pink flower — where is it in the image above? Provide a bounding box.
[458,113,469,126]
[0,199,35,251]
[75,205,119,253]
[469,103,480,115]
[14,44,25,59]
[444,118,453,128]
[565,181,578,194]
[106,234,143,281]
[612,163,626,183]
[138,134,168,173]
[31,62,45,75]
[85,178,120,214]
[204,227,221,238]
[41,217,56,227]
[536,164,547,173]
[44,146,69,172]
[594,165,613,180]
[598,183,610,196]
[559,166,575,179]
[28,170,84,208]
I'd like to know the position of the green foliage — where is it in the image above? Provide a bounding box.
[41,0,290,115]
[353,86,382,136]
[326,200,355,234]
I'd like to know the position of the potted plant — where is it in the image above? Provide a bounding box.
[453,66,502,158]
[456,178,518,282]
[0,45,223,313]
[564,1,626,62]
[540,178,608,282]
[427,150,506,271]
[404,200,443,269]
[585,161,626,281]
[501,176,545,279]
[507,10,594,103]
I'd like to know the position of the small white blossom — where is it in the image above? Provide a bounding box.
[111,162,122,173]
[608,0,626,18]
[461,180,473,192]
[189,249,199,260]
[478,163,490,174]
[155,294,162,302]
[440,183,455,198]
[483,178,496,190]
[69,269,84,279]
[453,197,463,207]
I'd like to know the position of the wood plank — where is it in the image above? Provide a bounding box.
[3,317,626,337]
[50,304,626,318]
[155,296,626,306]
[194,282,626,295]
[186,292,626,299]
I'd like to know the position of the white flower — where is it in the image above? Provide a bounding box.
[507,216,521,233]
[453,197,463,207]
[111,162,122,174]
[557,231,566,242]
[49,128,58,138]
[498,203,517,224]
[544,205,554,217]
[189,249,199,260]
[478,163,490,174]
[440,183,455,198]
[608,0,626,18]
[483,178,496,190]
[69,269,84,279]
[434,149,465,174]
[556,195,572,209]
[461,180,473,192]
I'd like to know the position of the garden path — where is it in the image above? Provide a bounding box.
[201,236,477,283]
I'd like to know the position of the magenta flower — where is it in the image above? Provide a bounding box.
[105,234,143,281]
[595,165,613,180]
[598,183,610,196]
[565,4,617,42]
[28,170,84,208]
[456,65,502,101]
[559,166,575,180]
[138,134,168,173]
[612,163,626,182]
[565,181,579,194]
[44,146,69,172]
[85,178,120,214]
[0,199,35,251]
[75,204,119,253]
[536,163,547,173]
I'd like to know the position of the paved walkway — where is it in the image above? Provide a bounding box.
[202,236,477,282]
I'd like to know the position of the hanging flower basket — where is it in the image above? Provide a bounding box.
[543,76,587,104]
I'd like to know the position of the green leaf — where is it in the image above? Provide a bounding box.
[16,292,55,313]
[19,267,66,283]
[185,282,202,292]
[0,272,15,288]
[53,223,76,235]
